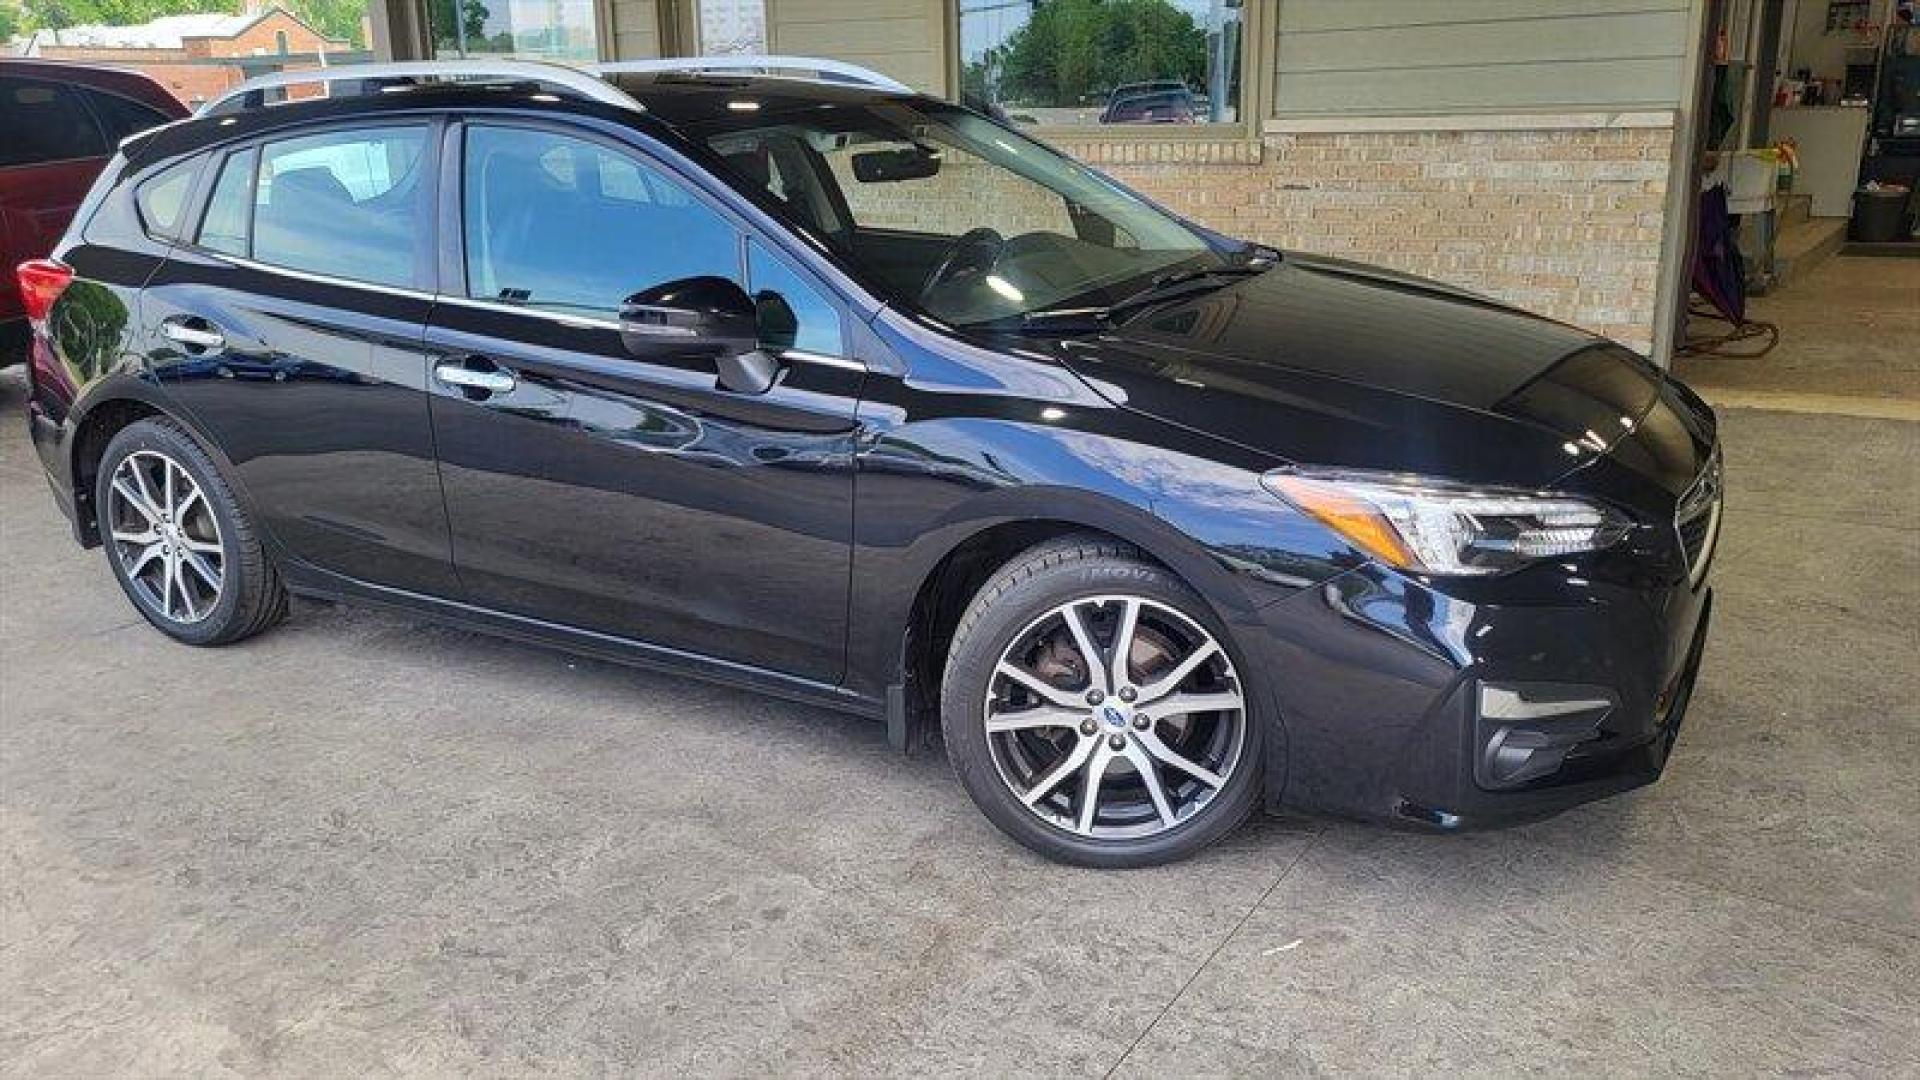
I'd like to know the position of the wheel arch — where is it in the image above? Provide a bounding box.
[63,376,178,547]
[880,487,1274,753]
[63,380,245,548]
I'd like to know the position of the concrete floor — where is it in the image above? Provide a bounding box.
[3,359,1918,1075]
[1677,255,1920,413]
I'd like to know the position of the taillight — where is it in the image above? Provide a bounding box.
[17,259,74,323]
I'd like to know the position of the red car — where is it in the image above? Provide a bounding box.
[2,59,187,362]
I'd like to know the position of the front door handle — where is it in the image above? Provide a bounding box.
[435,362,516,396]
[161,319,225,353]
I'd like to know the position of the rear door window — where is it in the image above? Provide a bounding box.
[188,126,432,288]
[253,127,431,287]
[0,77,108,168]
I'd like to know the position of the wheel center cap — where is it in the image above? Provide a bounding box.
[1098,702,1131,729]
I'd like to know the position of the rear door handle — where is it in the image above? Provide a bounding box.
[435,362,516,395]
[161,320,225,353]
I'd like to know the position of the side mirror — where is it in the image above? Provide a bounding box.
[619,276,780,394]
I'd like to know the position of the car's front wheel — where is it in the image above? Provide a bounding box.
[96,417,287,646]
[941,536,1262,867]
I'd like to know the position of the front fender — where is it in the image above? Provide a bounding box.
[844,408,1355,701]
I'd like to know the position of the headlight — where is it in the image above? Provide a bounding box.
[1261,468,1631,576]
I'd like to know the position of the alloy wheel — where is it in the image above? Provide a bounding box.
[106,449,225,624]
[983,595,1246,840]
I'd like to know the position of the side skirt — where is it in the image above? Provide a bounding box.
[280,560,887,721]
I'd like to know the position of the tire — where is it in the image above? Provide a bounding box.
[95,416,287,646]
[941,535,1263,868]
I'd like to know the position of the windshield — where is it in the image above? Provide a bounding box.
[697,101,1229,328]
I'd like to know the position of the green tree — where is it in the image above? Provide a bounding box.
[13,0,367,45]
[19,0,224,32]
[69,0,205,27]
[996,0,1207,107]
[20,0,79,31]
[0,4,19,41]
[428,0,488,50]
[284,0,367,45]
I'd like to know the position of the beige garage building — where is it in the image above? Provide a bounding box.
[356,0,1741,364]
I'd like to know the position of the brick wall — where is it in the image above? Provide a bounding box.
[825,151,1075,238]
[1055,125,1675,352]
[37,11,347,108]
[191,10,341,57]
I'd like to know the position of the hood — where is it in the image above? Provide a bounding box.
[1038,254,1681,492]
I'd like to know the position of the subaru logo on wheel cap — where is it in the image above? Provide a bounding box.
[1101,704,1128,728]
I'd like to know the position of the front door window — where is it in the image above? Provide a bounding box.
[462,125,741,319]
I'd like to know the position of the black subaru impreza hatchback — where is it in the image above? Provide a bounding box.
[21,59,1719,867]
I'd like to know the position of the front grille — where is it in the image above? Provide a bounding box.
[1675,446,1723,588]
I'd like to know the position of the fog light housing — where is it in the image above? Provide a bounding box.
[1475,682,1616,789]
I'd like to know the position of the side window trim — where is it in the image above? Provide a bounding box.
[435,120,468,302]
[190,145,259,259]
[174,146,228,249]
[182,117,443,294]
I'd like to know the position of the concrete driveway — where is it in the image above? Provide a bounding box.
[3,365,1916,1077]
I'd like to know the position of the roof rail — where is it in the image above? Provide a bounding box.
[592,55,913,94]
[196,60,643,118]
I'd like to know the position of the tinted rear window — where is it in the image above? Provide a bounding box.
[82,87,176,144]
[0,77,108,167]
[1107,92,1193,120]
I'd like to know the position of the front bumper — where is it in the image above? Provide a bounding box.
[1250,558,1713,830]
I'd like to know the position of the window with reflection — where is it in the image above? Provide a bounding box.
[703,103,1224,329]
[432,0,599,63]
[747,241,843,357]
[959,0,1244,128]
[698,0,769,55]
[462,126,740,318]
[9,2,378,111]
[135,159,199,239]
[253,127,430,287]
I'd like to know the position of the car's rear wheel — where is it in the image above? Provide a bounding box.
[96,417,286,646]
[941,536,1261,867]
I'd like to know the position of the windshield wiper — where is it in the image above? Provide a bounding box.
[1019,259,1273,330]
